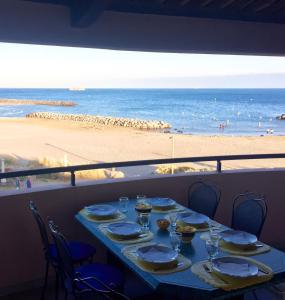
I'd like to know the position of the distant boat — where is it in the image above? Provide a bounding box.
[68,87,86,91]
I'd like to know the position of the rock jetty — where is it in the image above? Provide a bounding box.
[26,112,171,130]
[276,114,285,120]
[0,99,75,107]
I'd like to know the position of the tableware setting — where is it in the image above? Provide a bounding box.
[220,230,257,249]
[191,255,273,291]
[85,204,117,218]
[81,204,127,222]
[211,257,258,279]
[177,211,209,230]
[150,197,177,211]
[137,244,178,268]
[99,222,154,244]
[106,222,142,239]
[122,243,192,274]
[150,197,185,213]
[218,229,271,256]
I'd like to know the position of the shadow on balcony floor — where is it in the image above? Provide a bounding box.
[0,286,63,300]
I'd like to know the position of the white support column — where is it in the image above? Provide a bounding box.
[171,136,175,175]
[64,153,68,167]
[1,158,7,184]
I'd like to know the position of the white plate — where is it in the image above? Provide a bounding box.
[220,230,257,246]
[178,211,209,225]
[150,198,176,209]
[107,222,141,238]
[85,204,117,217]
[212,256,258,278]
[136,244,178,265]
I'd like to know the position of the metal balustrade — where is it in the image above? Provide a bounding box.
[1,153,285,186]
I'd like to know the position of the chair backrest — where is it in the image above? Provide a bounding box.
[29,201,50,259]
[188,181,221,218]
[231,192,267,238]
[48,220,75,282]
[48,221,129,299]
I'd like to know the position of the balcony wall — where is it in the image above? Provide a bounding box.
[0,169,285,295]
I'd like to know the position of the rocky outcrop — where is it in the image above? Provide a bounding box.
[276,114,285,120]
[26,112,171,130]
[0,99,76,106]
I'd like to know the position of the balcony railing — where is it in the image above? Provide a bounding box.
[1,153,285,187]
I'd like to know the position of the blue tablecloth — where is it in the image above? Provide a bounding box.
[76,199,285,299]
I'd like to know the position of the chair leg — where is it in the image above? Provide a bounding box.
[89,255,94,263]
[64,289,68,300]
[252,290,259,300]
[55,271,59,300]
[40,261,49,300]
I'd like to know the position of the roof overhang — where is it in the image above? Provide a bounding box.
[1,0,285,56]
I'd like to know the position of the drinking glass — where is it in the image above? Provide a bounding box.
[170,231,182,253]
[208,219,222,233]
[139,212,150,232]
[136,194,146,205]
[209,222,222,247]
[168,213,178,231]
[205,238,219,267]
[119,196,129,213]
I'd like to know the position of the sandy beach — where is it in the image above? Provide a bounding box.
[1,118,285,179]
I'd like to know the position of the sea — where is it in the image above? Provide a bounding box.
[1,88,285,136]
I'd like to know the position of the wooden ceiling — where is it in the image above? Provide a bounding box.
[2,0,285,55]
[23,0,285,27]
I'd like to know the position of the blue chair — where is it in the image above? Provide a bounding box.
[29,201,96,300]
[231,192,267,238]
[48,220,127,300]
[188,181,221,218]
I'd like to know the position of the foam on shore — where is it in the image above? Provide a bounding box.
[0,99,75,107]
[26,112,171,130]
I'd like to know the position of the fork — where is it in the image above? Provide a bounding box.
[203,263,229,284]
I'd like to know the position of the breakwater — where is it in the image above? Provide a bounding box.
[0,99,76,107]
[26,112,171,130]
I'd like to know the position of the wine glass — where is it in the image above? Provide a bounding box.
[205,238,219,268]
[170,231,182,253]
[168,213,178,231]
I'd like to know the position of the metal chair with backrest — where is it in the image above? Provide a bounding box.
[187,181,221,218]
[48,220,127,300]
[29,201,96,300]
[231,192,267,238]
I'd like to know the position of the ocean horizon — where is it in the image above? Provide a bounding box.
[1,88,285,136]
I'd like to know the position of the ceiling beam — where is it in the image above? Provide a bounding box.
[180,0,192,6]
[255,0,278,12]
[70,0,109,28]
[241,0,255,10]
[221,0,236,9]
[201,0,215,7]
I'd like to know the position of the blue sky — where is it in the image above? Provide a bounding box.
[1,42,285,88]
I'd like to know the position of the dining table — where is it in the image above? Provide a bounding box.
[75,199,285,300]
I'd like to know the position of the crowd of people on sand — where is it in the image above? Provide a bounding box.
[218,120,230,131]
[266,128,274,134]
[217,119,275,135]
